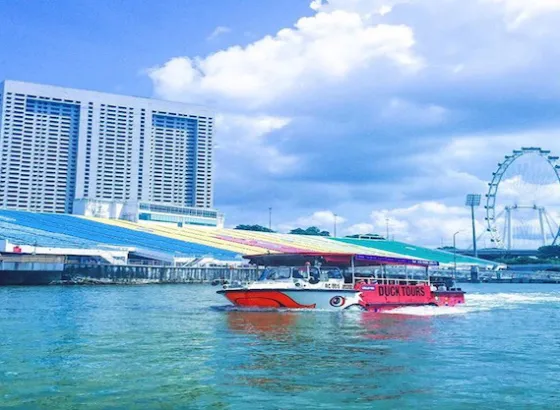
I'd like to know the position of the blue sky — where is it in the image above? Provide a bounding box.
[0,0,311,96]
[2,0,560,247]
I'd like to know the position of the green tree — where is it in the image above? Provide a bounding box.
[537,245,560,259]
[289,228,306,235]
[289,226,330,236]
[234,224,274,233]
[494,256,550,265]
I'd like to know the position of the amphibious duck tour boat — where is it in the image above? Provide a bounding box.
[218,253,465,311]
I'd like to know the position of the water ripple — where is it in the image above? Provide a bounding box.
[0,283,559,409]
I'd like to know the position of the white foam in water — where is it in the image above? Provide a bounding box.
[385,305,469,316]
[385,291,560,316]
[468,292,560,304]
[466,292,560,312]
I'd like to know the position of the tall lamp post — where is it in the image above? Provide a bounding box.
[268,207,272,231]
[453,230,463,278]
[385,218,390,240]
[333,213,338,238]
[465,194,481,258]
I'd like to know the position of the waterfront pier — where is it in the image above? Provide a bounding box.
[0,255,259,285]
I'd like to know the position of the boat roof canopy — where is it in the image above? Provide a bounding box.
[244,252,438,267]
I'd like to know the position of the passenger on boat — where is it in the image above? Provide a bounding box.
[309,270,320,284]
[326,270,343,279]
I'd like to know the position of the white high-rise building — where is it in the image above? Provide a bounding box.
[0,80,222,227]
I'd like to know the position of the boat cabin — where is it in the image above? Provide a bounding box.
[220,253,464,310]
[246,252,440,288]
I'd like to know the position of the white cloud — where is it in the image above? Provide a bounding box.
[426,128,560,174]
[343,223,376,235]
[310,0,407,18]
[298,210,346,226]
[316,0,560,28]
[380,98,448,125]
[280,210,347,233]
[369,202,484,248]
[149,8,420,107]
[485,0,560,28]
[147,0,560,247]
[498,177,560,206]
[214,114,296,176]
[207,26,231,41]
[148,0,560,109]
[216,114,291,144]
[309,0,323,11]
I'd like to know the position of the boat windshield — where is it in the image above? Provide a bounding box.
[259,267,292,281]
[258,266,315,281]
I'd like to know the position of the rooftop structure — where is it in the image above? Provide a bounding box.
[0,210,500,269]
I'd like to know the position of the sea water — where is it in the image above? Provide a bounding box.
[0,284,559,409]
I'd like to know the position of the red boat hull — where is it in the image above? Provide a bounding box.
[219,283,465,311]
[220,289,318,309]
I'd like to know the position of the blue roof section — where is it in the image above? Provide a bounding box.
[0,219,100,249]
[0,210,238,259]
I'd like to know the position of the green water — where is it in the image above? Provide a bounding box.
[1,284,559,409]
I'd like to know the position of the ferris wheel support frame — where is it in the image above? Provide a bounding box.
[543,211,559,243]
[485,147,560,249]
[538,207,546,248]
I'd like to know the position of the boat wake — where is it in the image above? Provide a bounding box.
[385,292,560,316]
[384,305,467,316]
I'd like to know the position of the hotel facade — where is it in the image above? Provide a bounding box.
[0,80,221,227]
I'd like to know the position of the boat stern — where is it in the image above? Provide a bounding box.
[432,288,465,307]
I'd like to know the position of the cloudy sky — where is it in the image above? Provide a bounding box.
[2,0,560,248]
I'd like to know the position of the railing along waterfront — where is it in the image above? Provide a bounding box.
[61,264,260,284]
[451,269,560,283]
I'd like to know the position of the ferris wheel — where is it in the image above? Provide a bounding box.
[485,147,560,250]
